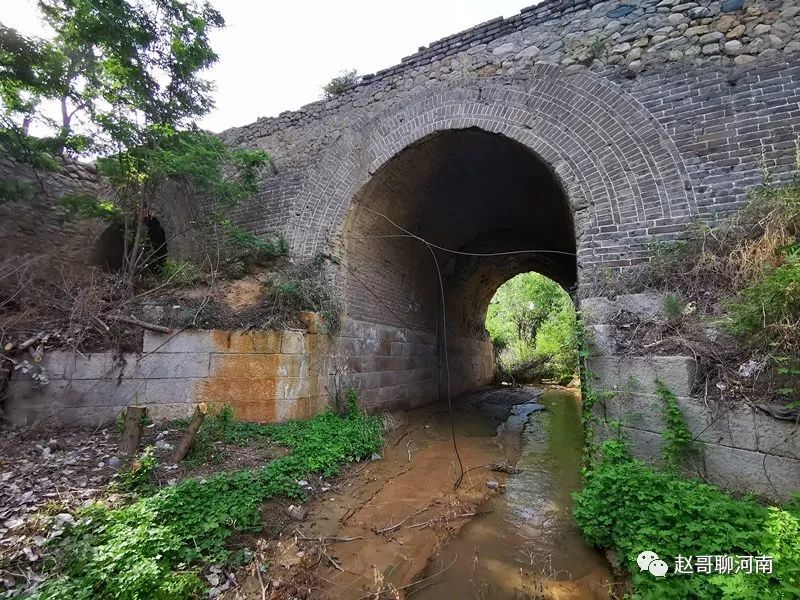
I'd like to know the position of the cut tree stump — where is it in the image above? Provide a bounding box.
[119,406,147,454]
[173,403,208,463]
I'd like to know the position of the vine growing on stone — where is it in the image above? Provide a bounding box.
[655,379,693,468]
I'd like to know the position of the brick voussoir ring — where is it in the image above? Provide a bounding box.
[288,66,696,262]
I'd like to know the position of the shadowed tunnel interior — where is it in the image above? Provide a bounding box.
[342,128,576,344]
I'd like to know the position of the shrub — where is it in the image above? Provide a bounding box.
[722,256,800,346]
[322,70,359,99]
[160,258,203,285]
[262,255,342,332]
[663,293,684,324]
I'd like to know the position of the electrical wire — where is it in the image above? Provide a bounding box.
[422,239,466,488]
[349,205,580,489]
[354,207,579,258]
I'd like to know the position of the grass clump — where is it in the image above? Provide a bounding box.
[262,255,342,333]
[160,258,203,286]
[722,254,800,348]
[322,69,359,99]
[574,439,800,599]
[117,446,157,493]
[31,400,382,600]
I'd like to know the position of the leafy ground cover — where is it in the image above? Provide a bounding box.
[573,439,800,599]
[29,400,383,599]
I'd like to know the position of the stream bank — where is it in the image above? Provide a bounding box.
[226,387,615,599]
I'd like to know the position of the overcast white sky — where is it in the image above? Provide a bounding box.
[4,0,533,133]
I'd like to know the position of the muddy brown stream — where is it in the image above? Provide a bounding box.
[229,387,613,599]
[412,387,613,599]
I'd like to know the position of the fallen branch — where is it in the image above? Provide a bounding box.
[407,440,416,463]
[325,551,344,572]
[110,315,174,334]
[376,506,430,535]
[293,529,363,543]
[407,512,477,530]
[358,555,458,599]
[254,562,267,600]
[3,332,44,353]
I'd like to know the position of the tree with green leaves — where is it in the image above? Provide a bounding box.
[1,0,274,289]
[486,272,577,384]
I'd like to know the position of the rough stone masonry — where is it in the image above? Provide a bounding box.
[4,0,800,499]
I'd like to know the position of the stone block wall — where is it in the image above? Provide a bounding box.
[3,318,488,426]
[0,157,107,278]
[583,293,800,502]
[441,335,495,398]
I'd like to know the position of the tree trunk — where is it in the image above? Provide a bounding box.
[125,203,146,291]
[173,403,208,463]
[119,406,147,454]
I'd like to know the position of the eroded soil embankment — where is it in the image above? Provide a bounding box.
[225,387,541,600]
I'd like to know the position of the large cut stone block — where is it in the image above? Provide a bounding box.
[588,355,697,396]
[122,352,210,379]
[280,330,306,354]
[5,379,146,425]
[142,330,219,353]
[580,292,666,324]
[604,393,758,451]
[754,410,800,460]
[41,350,77,380]
[703,443,800,501]
[71,353,124,380]
[585,324,618,356]
[620,425,706,477]
[218,330,282,354]
[142,378,200,405]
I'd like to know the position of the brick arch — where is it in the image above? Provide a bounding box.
[287,63,696,278]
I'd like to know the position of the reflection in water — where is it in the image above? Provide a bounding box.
[414,388,613,600]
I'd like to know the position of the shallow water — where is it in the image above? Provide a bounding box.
[413,388,613,600]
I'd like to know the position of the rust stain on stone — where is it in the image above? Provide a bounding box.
[199,331,283,422]
[288,330,332,420]
[198,329,333,423]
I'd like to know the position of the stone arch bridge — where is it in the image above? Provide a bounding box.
[209,0,800,406]
[5,0,800,498]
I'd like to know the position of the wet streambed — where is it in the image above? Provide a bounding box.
[414,388,613,600]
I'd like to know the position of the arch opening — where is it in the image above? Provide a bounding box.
[486,271,578,387]
[93,215,168,273]
[341,128,577,402]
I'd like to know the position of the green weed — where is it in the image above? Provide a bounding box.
[663,293,684,324]
[160,258,203,286]
[32,401,383,599]
[117,446,157,493]
[322,69,359,99]
[655,380,694,467]
[573,440,800,599]
[722,256,800,344]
